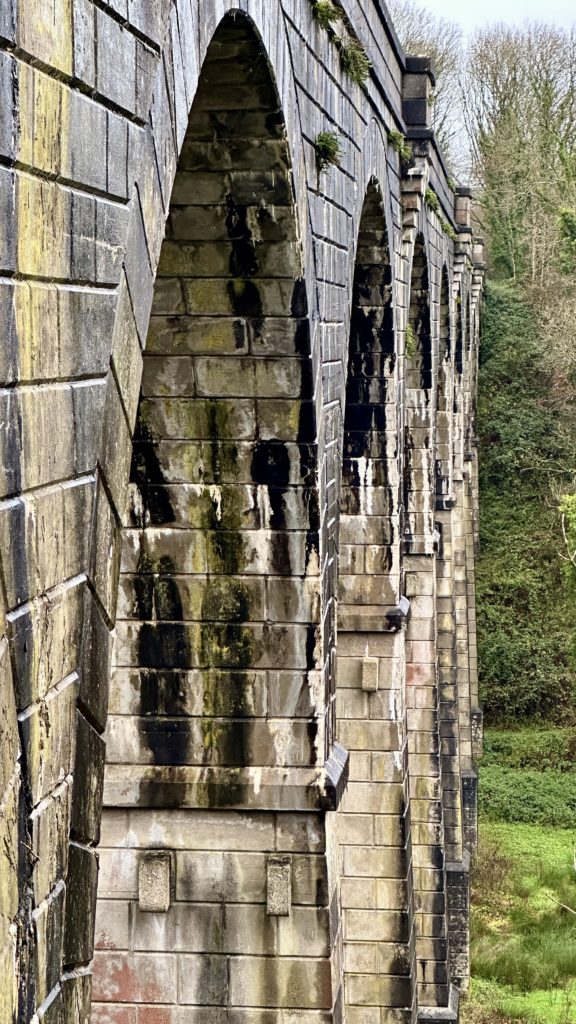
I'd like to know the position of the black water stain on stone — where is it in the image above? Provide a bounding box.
[225,194,259,278]
[131,413,175,526]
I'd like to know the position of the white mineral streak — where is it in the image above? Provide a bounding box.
[354,455,374,517]
[208,484,223,522]
[271,721,291,766]
[251,767,262,795]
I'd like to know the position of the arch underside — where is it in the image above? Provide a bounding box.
[94,14,338,1020]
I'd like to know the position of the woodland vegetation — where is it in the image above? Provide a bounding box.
[389,4,576,1021]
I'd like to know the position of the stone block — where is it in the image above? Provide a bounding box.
[9,576,84,710]
[18,672,78,805]
[33,879,66,1003]
[18,0,73,75]
[177,954,228,1005]
[361,657,379,692]
[79,587,113,734]
[63,842,99,967]
[92,951,177,1003]
[267,855,291,916]
[95,899,131,952]
[73,0,96,86]
[138,851,172,913]
[70,711,106,845]
[31,776,72,903]
[228,956,332,1009]
[96,9,136,113]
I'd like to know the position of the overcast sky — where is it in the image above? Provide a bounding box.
[420,0,575,33]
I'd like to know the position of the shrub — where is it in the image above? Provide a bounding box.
[339,39,371,86]
[478,766,576,828]
[477,283,576,724]
[314,131,342,173]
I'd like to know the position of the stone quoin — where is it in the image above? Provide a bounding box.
[0,2,484,1022]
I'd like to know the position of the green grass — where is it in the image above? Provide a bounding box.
[464,730,576,1022]
[464,978,576,1023]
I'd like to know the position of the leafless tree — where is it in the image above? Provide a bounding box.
[386,0,464,164]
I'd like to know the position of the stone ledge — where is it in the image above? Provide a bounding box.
[338,596,411,633]
[418,984,459,1022]
[436,495,456,512]
[402,531,441,556]
[446,850,471,879]
[104,750,350,813]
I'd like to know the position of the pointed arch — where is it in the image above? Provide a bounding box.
[435,266,453,506]
[339,177,400,624]
[403,233,434,550]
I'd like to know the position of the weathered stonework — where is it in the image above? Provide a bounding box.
[0,2,483,1023]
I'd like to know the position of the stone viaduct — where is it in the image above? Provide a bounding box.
[0,1,484,1022]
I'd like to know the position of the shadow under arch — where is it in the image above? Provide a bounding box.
[435,266,453,507]
[336,176,417,1022]
[403,232,433,551]
[339,176,400,621]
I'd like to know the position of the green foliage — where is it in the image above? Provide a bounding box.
[467,818,576,1021]
[314,131,342,173]
[339,38,371,86]
[425,185,441,214]
[387,128,412,163]
[405,323,416,359]
[559,209,576,274]
[482,728,576,773]
[425,186,455,237]
[477,282,576,724]
[441,217,457,240]
[310,0,342,29]
[478,766,576,827]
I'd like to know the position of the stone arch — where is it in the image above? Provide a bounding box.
[94,13,337,1018]
[106,9,322,794]
[403,232,434,551]
[336,177,416,1021]
[435,266,453,507]
[452,284,466,480]
[339,177,399,622]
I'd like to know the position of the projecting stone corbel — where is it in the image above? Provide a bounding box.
[323,743,349,810]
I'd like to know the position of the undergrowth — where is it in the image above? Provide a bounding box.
[477,283,576,724]
[465,734,576,1023]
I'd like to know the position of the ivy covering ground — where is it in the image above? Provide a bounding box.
[477,283,576,724]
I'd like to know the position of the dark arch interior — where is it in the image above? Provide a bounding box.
[403,233,433,546]
[339,178,399,618]
[435,266,452,503]
[108,13,324,794]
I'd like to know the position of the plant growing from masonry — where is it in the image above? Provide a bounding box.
[311,0,342,28]
[405,323,417,359]
[314,131,342,173]
[387,128,412,163]
[308,0,371,89]
[425,186,440,214]
[425,186,456,239]
[338,38,371,86]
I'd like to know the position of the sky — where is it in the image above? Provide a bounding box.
[421,0,575,33]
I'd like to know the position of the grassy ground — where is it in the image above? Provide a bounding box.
[461,731,576,1023]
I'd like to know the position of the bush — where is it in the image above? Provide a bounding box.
[482,729,576,773]
[477,283,576,724]
[478,766,576,827]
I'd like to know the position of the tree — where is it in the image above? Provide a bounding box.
[386,0,463,163]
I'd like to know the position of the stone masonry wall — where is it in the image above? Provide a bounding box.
[0,2,483,1023]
